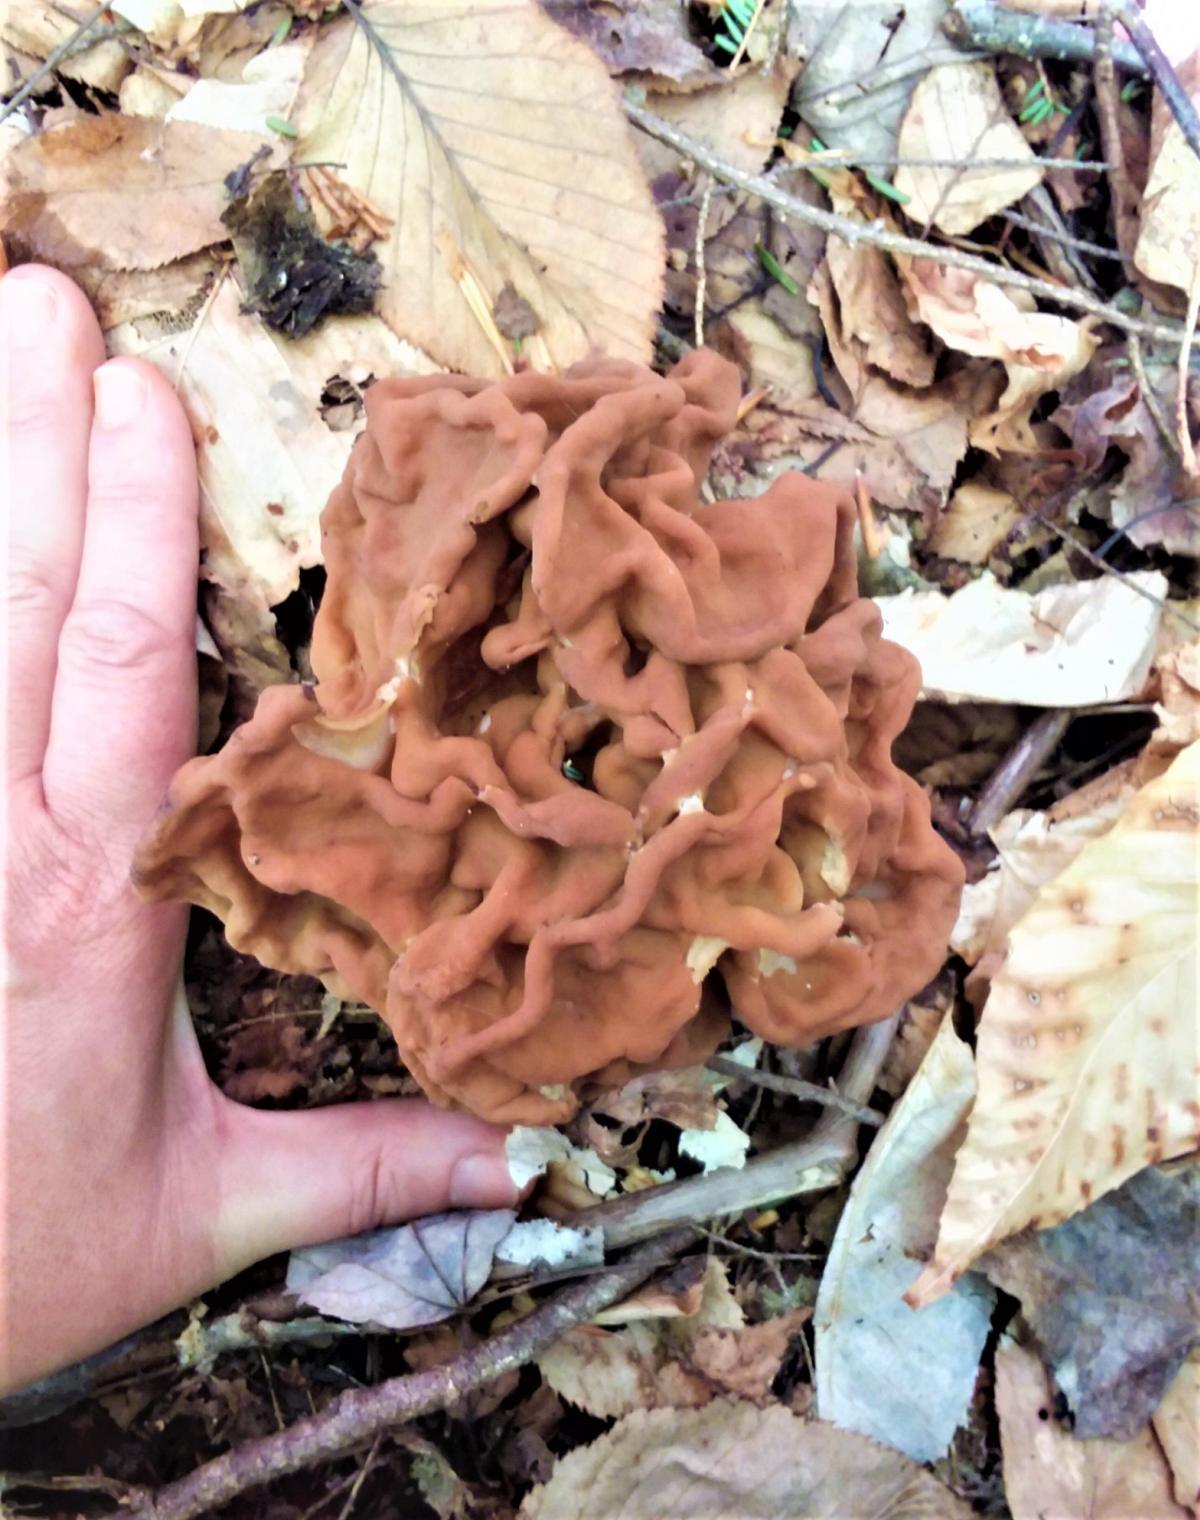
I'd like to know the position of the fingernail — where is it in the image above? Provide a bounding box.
[449,1148,519,1208]
[93,364,146,429]
[1,275,58,348]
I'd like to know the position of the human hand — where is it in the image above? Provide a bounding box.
[1,265,520,1395]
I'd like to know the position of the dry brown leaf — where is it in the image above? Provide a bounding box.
[110,277,438,611]
[910,741,1200,1306]
[995,1338,1191,1520]
[825,233,936,388]
[898,257,1099,454]
[1,115,274,273]
[519,1401,973,1519]
[292,0,663,376]
[928,480,1020,564]
[542,0,717,87]
[894,62,1043,235]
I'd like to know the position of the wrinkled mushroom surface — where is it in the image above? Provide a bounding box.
[135,350,964,1124]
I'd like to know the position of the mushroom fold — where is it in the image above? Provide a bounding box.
[134,351,964,1124]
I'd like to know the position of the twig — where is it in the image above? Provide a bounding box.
[969,710,1073,836]
[0,1,111,124]
[693,175,713,349]
[580,1017,898,1253]
[1094,6,1141,265]
[176,1309,361,1374]
[1115,3,1200,165]
[944,0,1145,73]
[705,1054,884,1127]
[1126,332,1181,461]
[1003,207,1129,266]
[624,103,1189,346]
[131,1229,694,1520]
[1177,261,1200,475]
[1029,511,1200,632]
[728,0,766,70]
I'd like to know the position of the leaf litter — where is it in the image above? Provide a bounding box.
[4,0,1200,1515]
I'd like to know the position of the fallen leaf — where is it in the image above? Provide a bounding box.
[678,1109,750,1172]
[1,114,274,273]
[588,1062,722,1134]
[928,480,1021,565]
[687,1308,812,1406]
[788,0,951,162]
[995,1337,1190,1520]
[110,277,438,612]
[981,1162,1200,1439]
[3,0,130,90]
[506,1126,618,1199]
[541,0,716,85]
[1153,1351,1200,1513]
[1135,116,1200,297]
[876,569,1166,706]
[898,257,1099,454]
[893,62,1043,235]
[910,740,1200,1305]
[292,0,664,376]
[287,1209,516,1329]
[815,1015,995,1463]
[494,1218,604,1271]
[519,1400,974,1519]
[165,38,310,135]
[643,62,795,178]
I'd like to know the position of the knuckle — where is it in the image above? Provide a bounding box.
[5,560,64,623]
[2,385,65,436]
[57,597,181,679]
[6,817,123,961]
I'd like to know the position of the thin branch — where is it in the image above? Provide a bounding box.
[969,709,1072,836]
[1177,263,1200,475]
[625,103,1189,347]
[944,0,1145,72]
[706,1054,884,1127]
[131,1229,695,1520]
[1116,3,1200,164]
[1126,332,1181,462]
[1094,6,1140,264]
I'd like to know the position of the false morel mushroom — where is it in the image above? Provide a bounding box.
[134,351,964,1124]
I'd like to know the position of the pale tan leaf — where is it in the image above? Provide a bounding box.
[2,0,130,90]
[894,62,1043,236]
[519,1401,973,1519]
[897,257,1099,454]
[876,570,1166,707]
[165,39,309,135]
[910,741,1200,1306]
[292,0,663,376]
[1135,118,1200,297]
[995,1338,1191,1520]
[110,277,438,611]
[643,61,795,178]
[0,115,275,273]
[928,481,1019,565]
[1153,1351,1200,1513]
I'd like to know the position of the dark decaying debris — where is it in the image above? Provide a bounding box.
[221,168,382,339]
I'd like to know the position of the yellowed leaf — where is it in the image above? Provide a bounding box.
[520,1401,973,1520]
[292,0,663,376]
[165,38,309,134]
[0,114,276,273]
[894,62,1043,236]
[643,62,794,178]
[110,277,438,611]
[995,1338,1191,1520]
[910,741,1200,1305]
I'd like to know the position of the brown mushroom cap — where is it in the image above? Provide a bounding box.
[134,350,964,1124]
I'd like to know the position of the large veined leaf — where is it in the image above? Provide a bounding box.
[909,740,1200,1306]
[292,0,664,376]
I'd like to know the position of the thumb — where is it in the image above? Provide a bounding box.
[209,1096,521,1278]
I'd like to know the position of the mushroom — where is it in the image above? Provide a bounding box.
[134,351,964,1124]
